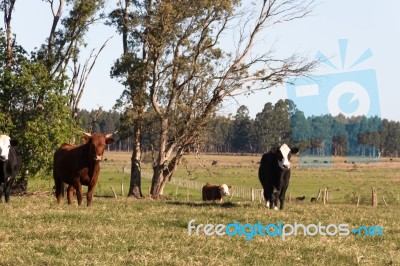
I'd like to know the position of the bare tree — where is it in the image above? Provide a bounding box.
[42,0,108,117]
[1,0,15,68]
[68,37,111,120]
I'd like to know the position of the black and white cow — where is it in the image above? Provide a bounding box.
[258,144,299,210]
[0,135,20,203]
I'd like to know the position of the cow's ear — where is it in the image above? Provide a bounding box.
[228,185,232,189]
[291,147,300,154]
[106,137,115,145]
[10,139,18,146]
[81,136,91,143]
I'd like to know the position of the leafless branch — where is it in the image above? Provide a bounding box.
[68,37,113,119]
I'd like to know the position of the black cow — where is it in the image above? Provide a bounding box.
[258,144,299,210]
[0,135,20,203]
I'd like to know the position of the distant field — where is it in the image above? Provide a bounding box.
[30,151,400,205]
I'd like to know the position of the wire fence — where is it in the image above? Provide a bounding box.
[105,164,400,206]
[138,170,264,202]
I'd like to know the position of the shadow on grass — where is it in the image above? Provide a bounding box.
[166,201,250,208]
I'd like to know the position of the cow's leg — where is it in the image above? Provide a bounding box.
[4,183,12,203]
[279,192,286,210]
[75,183,83,206]
[279,186,290,210]
[86,184,97,207]
[0,183,4,203]
[263,188,274,209]
[272,192,280,210]
[67,185,74,205]
[279,172,291,210]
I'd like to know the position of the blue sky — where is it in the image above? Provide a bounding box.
[11,0,400,121]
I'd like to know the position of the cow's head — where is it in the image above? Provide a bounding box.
[219,184,231,196]
[277,144,299,169]
[0,135,18,162]
[82,133,115,161]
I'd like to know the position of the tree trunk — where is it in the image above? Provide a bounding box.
[150,165,165,198]
[128,156,143,198]
[128,119,143,198]
[150,150,183,199]
[150,116,169,198]
[3,0,15,69]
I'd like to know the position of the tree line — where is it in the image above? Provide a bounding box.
[78,100,400,158]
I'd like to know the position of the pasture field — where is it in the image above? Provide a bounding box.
[29,152,400,205]
[0,195,399,265]
[1,152,399,265]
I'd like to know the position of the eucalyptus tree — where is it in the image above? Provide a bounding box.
[38,0,107,119]
[109,0,317,198]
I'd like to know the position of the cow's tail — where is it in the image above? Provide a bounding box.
[53,172,64,198]
[53,152,64,202]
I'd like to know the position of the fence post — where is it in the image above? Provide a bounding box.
[323,187,328,204]
[251,188,255,202]
[110,186,117,199]
[382,196,388,206]
[316,188,322,202]
[326,187,329,202]
[260,189,264,203]
[372,187,378,207]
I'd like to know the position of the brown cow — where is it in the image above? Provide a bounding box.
[202,183,231,202]
[53,133,115,206]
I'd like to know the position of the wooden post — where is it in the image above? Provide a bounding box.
[316,188,322,202]
[326,187,329,202]
[251,188,255,202]
[120,183,124,196]
[382,196,388,206]
[260,189,264,203]
[288,191,292,203]
[372,187,378,207]
[110,186,117,199]
[229,191,235,202]
[357,194,360,207]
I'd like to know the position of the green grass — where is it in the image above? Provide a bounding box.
[0,195,399,265]
[7,152,398,265]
